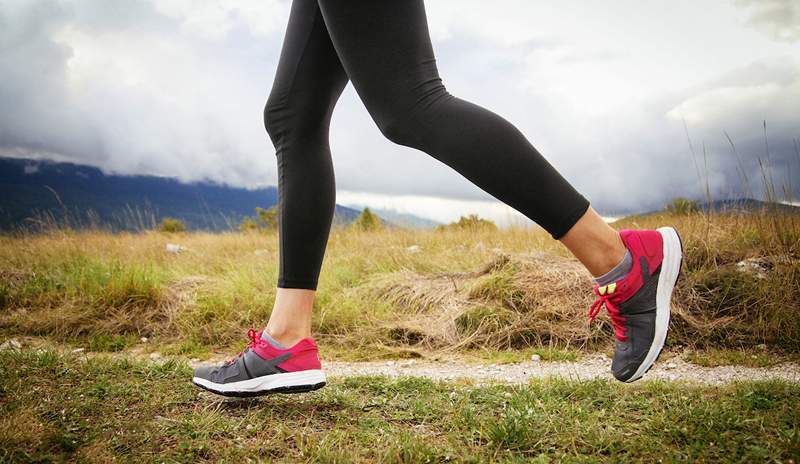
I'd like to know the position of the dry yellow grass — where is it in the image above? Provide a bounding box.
[0,210,798,358]
[365,252,599,350]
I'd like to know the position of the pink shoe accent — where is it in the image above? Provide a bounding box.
[588,229,665,341]
[249,331,322,372]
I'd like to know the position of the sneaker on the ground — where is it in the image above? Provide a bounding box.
[192,329,326,397]
[588,227,683,383]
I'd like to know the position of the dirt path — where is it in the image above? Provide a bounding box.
[319,355,800,385]
[6,337,799,386]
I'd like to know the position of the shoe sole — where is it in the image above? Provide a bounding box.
[625,227,683,383]
[192,369,326,398]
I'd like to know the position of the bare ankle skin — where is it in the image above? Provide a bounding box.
[265,288,315,347]
[559,207,627,277]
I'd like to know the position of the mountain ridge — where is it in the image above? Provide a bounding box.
[0,157,368,231]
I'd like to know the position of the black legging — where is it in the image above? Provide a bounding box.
[265,0,590,289]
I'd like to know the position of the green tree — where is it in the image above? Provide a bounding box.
[158,217,186,233]
[352,207,382,231]
[436,214,497,231]
[665,198,700,215]
[255,207,279,229]
[239,217,259,232]
[238,207,278,233]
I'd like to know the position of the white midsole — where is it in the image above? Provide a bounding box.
[193,369,326,393]
[627,227,682,382]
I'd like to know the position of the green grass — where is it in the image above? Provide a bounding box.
[685,348,799,368]
[3,256,165,312]
[85,333,138,352]
[1,349,798,462]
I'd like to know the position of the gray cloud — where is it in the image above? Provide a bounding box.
[1,0,798,218]
[736,0,800,43]
[1,0,281,185]
[670,59,800,202]
[579,57,800,214]
[0,1,96,158]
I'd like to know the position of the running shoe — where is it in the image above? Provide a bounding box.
[192,329,326,397]
[588,227,683,382]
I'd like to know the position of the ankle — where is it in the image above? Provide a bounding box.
[594,249,632,284]
[598,247,627,276]
[264,326,310,347]
[560,207,628,277]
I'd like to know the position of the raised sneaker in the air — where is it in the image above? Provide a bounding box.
[192,329,325,397]
[588,227,683,382]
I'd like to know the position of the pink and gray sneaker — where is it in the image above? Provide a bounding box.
[192,329,326,397]
[588,227,683,382]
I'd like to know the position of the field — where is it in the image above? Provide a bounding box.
[1,210,799,461]
[2,210,798,358]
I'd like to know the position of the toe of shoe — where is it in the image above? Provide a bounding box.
[192,365,215,382]
[611,363,638,382]
[611,351,648,383]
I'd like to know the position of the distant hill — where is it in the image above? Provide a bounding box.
[0,157,364,231]
[633,198,800,218]
[699,198,800,215]
[343,205,440,229]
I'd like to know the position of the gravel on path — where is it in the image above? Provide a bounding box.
[320,355,800,386]
[6,336,797,386]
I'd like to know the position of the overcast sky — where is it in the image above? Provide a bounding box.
[1,0,799,225]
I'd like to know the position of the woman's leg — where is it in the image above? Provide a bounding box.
[317,0,682,384]
[192,0,347,397]
[263,0,348,346]
[316,1,625,272]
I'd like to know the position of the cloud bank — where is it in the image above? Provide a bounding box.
[1,0,798,221]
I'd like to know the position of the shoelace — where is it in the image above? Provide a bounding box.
[225,328,260,365]
[588,287,628,341]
